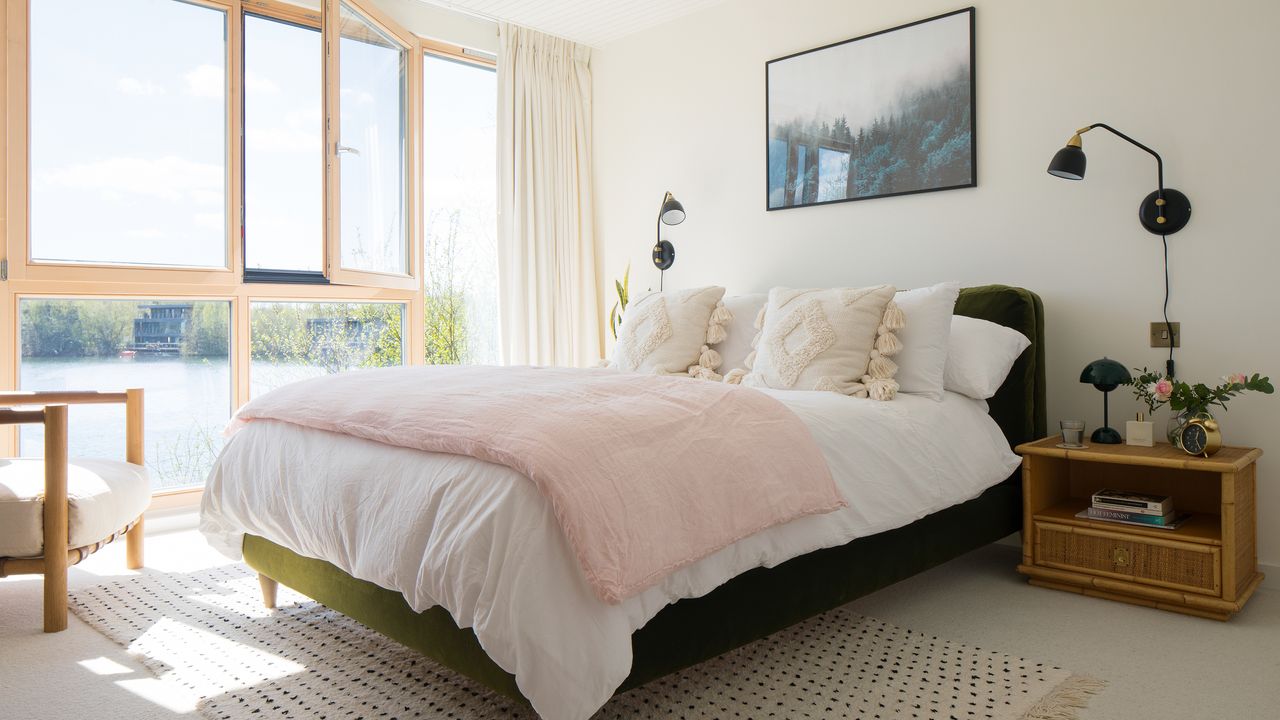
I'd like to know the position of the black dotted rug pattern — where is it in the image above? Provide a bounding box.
[69,564,1092,719]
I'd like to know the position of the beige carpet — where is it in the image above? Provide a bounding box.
[68,563,1104,719]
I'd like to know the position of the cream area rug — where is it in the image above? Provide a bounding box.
[70,565,1104,719]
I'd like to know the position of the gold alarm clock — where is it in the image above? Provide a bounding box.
[1180,417,1222,457]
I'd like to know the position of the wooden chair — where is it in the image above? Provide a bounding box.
[0,390,147,632]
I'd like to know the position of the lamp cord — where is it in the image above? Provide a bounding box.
[1162,233,1175,379]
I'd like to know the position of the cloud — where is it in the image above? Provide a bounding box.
[244,71,279,96]
[193,212,224,230]
[118,77,163,96]
[35,156,224,204]
[246,125,322,153]
[124,228,164,239]
[340,87,375,106]
[184,64,225,99]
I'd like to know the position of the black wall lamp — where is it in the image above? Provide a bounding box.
[1047,123,1191,235]
[652,191,685,290]
[1048,123,1190,378]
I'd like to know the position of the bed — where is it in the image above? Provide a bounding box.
[203,284,1045,718]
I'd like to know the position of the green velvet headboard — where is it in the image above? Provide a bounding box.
[953,285,1047,448]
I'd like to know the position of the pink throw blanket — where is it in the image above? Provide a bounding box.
[228,365,844,604]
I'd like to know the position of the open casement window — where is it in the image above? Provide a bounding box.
[323,0,419,291]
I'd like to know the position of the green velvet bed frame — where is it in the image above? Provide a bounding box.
[243,284,1047,704]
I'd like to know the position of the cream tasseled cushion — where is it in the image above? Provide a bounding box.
[0,458,150,558]
[610,285,731,380]
[710,293,768,373]
[728,285,903,398]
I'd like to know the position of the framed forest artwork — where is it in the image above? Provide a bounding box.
[766,8,976,210]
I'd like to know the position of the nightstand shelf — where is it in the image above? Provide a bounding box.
[1015,436,1262,620]
[1033,500,1222,546]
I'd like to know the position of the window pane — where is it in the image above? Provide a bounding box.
[793,145,808,204]
[422,55,498,365]
[250,302,405,396]
[767,138,787,208]
[29,0,227,268]
[244,14,323,273]
[817,147,851,202]
[338,4,408,275]
[19,299,232,491]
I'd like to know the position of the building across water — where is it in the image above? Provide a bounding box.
[131,303,193,355]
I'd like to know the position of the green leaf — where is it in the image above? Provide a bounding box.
[609,303,619,340]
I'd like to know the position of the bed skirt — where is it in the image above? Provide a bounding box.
[242,475,1021,704]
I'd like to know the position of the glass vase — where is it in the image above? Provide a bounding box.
[1167,410,1213,449]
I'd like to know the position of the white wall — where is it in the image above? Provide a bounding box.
[592,0,1280,565]
[374,0,497,52]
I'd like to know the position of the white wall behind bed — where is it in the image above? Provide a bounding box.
[590,0,1280,570]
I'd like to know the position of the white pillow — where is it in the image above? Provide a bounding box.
[611,286,729,378]
[894,282,961,401]
[711,293,767,373]
[730,285,902,399]
[944,315,1031,400]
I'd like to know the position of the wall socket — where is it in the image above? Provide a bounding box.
[1149,321,1181,348]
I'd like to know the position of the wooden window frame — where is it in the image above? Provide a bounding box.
[324,0,420,291]
[0,0,504,484]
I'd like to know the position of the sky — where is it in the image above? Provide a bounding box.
[767,11,971,134]
[31,0,228,267]
[30,0,495,283]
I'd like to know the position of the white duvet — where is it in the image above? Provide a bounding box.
[200,389,1020,720]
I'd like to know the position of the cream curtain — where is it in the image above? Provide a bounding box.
[497,24,601,367]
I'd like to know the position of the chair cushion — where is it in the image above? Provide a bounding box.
[0,458,150,558]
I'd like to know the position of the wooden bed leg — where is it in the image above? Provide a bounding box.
[258,573,279,609]
[125,515,145,570]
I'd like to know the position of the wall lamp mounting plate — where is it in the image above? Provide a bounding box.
[1139,188,1191,235]
[652,240,675,270]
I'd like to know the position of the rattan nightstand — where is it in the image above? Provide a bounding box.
[1015,437,1263,620]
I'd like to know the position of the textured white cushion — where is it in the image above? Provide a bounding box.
[944,315,1032,400]
[711,293,767,373]
[0,458,150,558]
[894,282,961,401]
[611,286,729,378]
[736,285,902,398]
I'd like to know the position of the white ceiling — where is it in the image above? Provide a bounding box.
[417,0,731,47]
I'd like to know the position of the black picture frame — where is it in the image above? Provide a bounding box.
[765,7,976,211]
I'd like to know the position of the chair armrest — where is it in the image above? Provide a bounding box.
[0,408,49,426]
[0,389,144,464]
[0,390,130,406]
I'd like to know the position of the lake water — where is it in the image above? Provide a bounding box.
[20,356,336,490]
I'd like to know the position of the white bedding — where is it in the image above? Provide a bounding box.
[201,389,1020,720]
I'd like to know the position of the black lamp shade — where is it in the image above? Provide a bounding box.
[1081,357,1131,444]
[660,195,686,226]
[1047,144,1086,180]
[1080,357,1131,391]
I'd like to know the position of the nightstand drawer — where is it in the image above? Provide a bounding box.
[1034,521,1221,596]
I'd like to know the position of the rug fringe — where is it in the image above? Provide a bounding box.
[1019,675,1107,720]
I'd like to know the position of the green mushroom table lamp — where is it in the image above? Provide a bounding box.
[1080,357,1132,444]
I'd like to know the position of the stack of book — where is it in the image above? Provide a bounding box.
[1075,489,1191,530]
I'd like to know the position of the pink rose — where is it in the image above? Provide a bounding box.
[1152,378,1173,402]
[1230,373,1248,385]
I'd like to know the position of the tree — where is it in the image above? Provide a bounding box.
[76,302,133,356]
[183,303,230,357]
[424,209,471,365]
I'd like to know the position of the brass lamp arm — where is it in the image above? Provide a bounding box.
[1074,123,1166,200]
